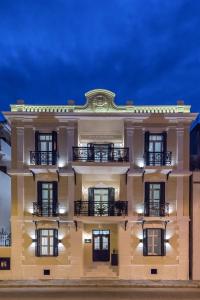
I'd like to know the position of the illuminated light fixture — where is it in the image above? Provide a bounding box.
[59,208,66,214]
[58,160,65,168]
[164,239,169,243]
[139,239,143,243]
[136,208,144,215]
[58,239,62,244]
[137,160,144,168]
[32,238,36,243]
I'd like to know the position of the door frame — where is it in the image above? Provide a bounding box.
[92,229,110,262]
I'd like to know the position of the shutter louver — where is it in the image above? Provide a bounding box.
[160,183,165,217]
[161,229,166,256]
[88,188,94,216]
[53,229,58,257]
[144,183,150,216]
[52,181,58,216]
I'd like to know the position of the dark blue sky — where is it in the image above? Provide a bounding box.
[0,0,200,114]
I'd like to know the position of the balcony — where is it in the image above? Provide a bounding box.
[30,151,58,166]
[33,202,59,217]
[144,151,172,166]
[74,200,128,216]
[73,147,129,162]
[139,202,169,217]
[72,147,130,174]
[0,229,11,247]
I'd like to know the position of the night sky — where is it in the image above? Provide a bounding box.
[0,0,200,117]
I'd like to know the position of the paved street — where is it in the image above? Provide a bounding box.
[0,287,200,300]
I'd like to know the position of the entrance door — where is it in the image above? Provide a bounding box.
[92,230,110,261]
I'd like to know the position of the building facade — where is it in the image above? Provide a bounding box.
[0,121,11,271]
[1,89,197,280]
[190,118,200,280]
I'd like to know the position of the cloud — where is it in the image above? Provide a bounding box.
[0,0,199,112]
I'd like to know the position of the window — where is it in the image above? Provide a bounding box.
[144,183,165,216]
[88,188,115,216]
[144,132,167,166]
[36,229,58,257]
[143,228,165,256]
[35,131,57,165]
[37,182,58,216]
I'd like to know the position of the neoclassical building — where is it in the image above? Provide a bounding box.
[1,89,197,280]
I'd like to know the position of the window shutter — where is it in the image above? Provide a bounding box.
[162,132,167,152]
[52,131,57,151]
[52,131,57,165]
[144,132,150,165]
[37,182,42,216]
[88,188,94,216]
[161,229,166,256]
[160,183,165,217]
[162,131,167,165]
[35,229,41,257]
[144,183,150,216]
[35,131,40,164]
[52,181,58,216]
[53,229,58,257]
[35,131,39,151]
[108,188,115,216]
[143,229,148,256]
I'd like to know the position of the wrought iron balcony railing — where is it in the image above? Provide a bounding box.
[0,229,11,247]
[30,151,58,165]
[74,200,128,216]
[144,151,172,166]
[33,202,59,217]
[142,202,169,217]
[73,147,129,162]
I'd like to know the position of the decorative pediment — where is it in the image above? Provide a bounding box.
[83,89,116,112]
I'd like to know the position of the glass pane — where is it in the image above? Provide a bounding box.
[102,236,108,250]
[94,237,100,250]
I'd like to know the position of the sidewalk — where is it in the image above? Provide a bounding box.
[0,279,199,288]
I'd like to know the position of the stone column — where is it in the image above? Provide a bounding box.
[16,127,24,168]
[124,124,134,164]
[66,122,78,163]
[58,126,68,167]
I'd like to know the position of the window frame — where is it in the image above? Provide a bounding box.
[35,228,58,257]
[144,182,165,217]
[143,228,165,256]
[37,181,58,217]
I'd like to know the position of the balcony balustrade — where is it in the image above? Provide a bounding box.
[144,151,172,166]
[0,229,11,247]
[33,202,59,217]
[73,147,129,162]
[74,200,128,216]
[30,151,57,165]
[140,202,169,217]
